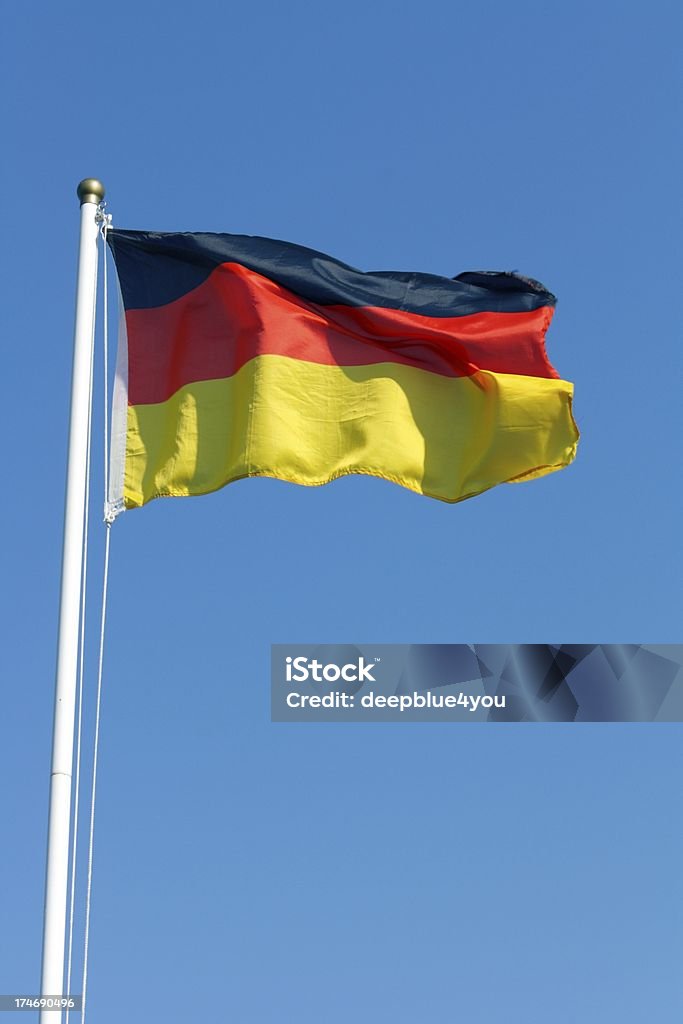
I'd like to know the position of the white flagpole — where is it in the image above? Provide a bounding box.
[40,179,105,1021]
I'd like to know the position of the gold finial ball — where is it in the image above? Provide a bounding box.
[77,178,106,205]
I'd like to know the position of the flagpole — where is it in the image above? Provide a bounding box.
[40,179,105,1021]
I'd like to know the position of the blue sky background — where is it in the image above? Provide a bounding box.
[2,2,682,1021]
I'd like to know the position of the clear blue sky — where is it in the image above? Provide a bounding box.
[2,2,682,1021]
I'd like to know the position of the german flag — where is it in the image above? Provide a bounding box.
[106,230,578,514]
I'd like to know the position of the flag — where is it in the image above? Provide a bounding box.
[106,230,578,515]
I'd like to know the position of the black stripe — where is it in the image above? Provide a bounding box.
[108,229,556,316]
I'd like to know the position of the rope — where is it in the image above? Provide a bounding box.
[81,521,111,1024]
[64,236,97,1022]
[101,213,110,508]
[79,208,115,1024]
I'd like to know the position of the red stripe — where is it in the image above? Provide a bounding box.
[126,262,559,406]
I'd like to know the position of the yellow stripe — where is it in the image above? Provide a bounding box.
[123,355,578,507]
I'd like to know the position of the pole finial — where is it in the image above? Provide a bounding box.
[77,178,106,205]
